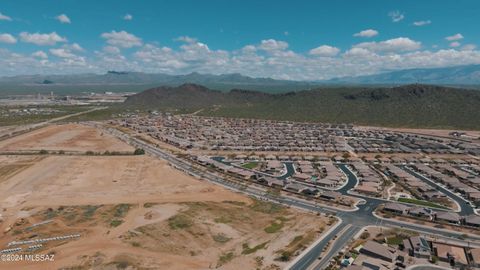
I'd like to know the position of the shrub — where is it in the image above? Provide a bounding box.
[168,214,193,229]
[360,231,370,240]
[134,148,145,155]
[110,219,123,227]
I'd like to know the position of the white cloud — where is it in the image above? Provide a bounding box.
[450,41,461,48]
[0,12,12,21]
[19,32,67,46]
[123,14,133,21]
[32,50,48,59]
[103,46,121,54]
[49,48,76,58]
[353,37,421,53]
[343,47,374,58]
[353,29,378,38]
[101,30,142,48]
[134,44,186,70]
[461,44,477,51]
[49,48,86,66]
[445,33,463,41]
[69,43,84,52]
[309,45,340,57]
[3,35,480,81]
[175,36,197,43]
[241,45,257,54]
[0,33,17,44]
[388,10,404,22]
[55,14,71,24]
[258,39,289,51]
[413,20,431,26]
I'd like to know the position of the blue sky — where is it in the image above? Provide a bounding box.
[0,0,479,80]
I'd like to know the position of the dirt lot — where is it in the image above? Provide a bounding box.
[0,200,330,270]
[0,124,332,270]
[0,123,134,153]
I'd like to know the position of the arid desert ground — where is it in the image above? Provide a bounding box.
[0,124,331,270]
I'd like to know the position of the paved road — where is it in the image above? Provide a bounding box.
[311,225,361,270]
[98,125,480,270]
[336,164,359,194]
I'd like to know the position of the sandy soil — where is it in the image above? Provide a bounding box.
[0,124,332,270]
[0,123,134,153]
[0,200,329,270]
[0,155,248,208]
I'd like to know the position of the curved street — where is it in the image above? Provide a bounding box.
[401,165,475,215]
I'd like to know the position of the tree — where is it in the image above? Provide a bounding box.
[39,149,48,155]
[134,148,145,155]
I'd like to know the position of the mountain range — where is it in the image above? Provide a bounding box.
[1,64,480,96]
[327,64,480,85]
[0,71,317,95]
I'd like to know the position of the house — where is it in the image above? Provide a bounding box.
[265,160,283,173]
[315,178,337,188]
[468,192,480,206]
[407,207,432,219]
[402,236,431,258]
[470,248,480,268]
[284,183,308,194]
[355,184,379,196]
[257,176,284,188]
[432,242,468,267]
[228,168,255,179]
[265,154,276,160]
[464,214,480,228]
[292,173,311,182]
[435,212,461,225]
[360,241,395,262]
[422,191,447,201]
[383,203,409,215]
[302,187,318,196]
[320,191,342,201]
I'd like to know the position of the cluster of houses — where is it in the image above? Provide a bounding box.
[382,164,450,205]
[383,202,480,228]
[118,115,353,152]
[346,131,468,155]
[291,160,346,189]
[347,236,480,269]
[115,114,479,155]
[412,164,480,207]
[194,155,351,204]
[349,162,385,197]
